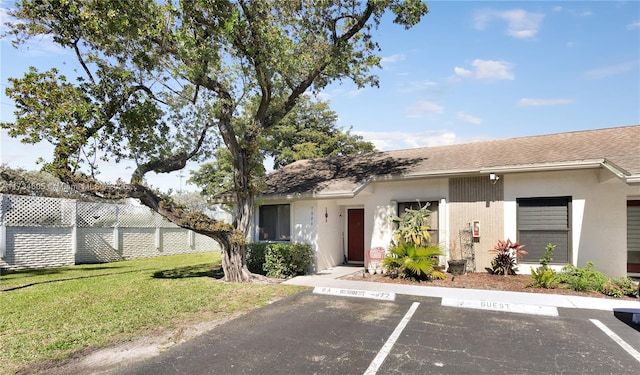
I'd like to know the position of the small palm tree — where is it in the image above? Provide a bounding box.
[382,242,445,281]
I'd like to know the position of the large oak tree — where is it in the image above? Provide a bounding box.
[2,0,428,282]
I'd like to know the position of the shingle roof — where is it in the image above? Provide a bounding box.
[260,125,640,198]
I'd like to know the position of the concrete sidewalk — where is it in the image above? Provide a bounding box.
[284,266,640,312]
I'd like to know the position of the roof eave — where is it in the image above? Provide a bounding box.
[258,158,637,201]
[481,159,605,174]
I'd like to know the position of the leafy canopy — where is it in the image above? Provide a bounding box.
[2,0,429,281]
[3,0,427,193]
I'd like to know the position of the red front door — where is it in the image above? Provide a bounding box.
[347,209,365,262]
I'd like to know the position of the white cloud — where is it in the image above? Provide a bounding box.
[347,88,365,97]
[456,112,482,125]
[404,100,443,118]
[381,53,406,65]
[569,9,593,17]
[474,9,544,39]
[355,130,487,151]
[585,61,637,79]
[627,21,640,30]
[453,67,472,77]
[517,98,573,107]
[551,6,563,13]
[454,59,514,81]
[397,79,438,93]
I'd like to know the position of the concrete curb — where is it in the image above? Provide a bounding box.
[284,269,640,312]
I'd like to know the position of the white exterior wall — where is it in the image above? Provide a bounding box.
[257,168,638,276]
[291,201,319,271]
[364,179,449,253]
[293,178,449,270]
[287,178,450,272]
[504,169,640,277]
[316,200,343,272]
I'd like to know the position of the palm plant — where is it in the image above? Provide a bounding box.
[382,242,445,281]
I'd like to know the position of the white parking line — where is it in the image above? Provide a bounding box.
[590,319,640,364]
[441,297,558,316]
[363,302,420,375]
[312,287,396,301]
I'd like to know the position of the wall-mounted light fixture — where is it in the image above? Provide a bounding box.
[325,208,328,222]
[489,173,500,184]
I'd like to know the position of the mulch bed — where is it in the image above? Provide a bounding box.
[340,270,639,302]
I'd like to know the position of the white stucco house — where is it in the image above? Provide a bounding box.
[252,125,640,278]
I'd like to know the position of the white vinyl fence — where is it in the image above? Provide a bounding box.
[0,194,221,271]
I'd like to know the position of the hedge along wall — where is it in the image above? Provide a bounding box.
[0,194,221,270]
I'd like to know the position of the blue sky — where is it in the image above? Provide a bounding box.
[1,1,639,192]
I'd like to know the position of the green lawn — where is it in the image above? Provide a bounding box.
[0,252,304,374]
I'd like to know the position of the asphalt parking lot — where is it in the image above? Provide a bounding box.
[114,291,640,375]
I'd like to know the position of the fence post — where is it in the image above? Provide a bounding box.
[113,204,120,252]
[71,199,78,257]
[189,230,195,249]
[0,194,6,258]
[155,226,162,251]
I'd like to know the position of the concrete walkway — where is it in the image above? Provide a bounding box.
[284,266,640,312]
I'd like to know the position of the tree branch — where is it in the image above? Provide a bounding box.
[265,2,376,129]
[73,40,95,84]
[131,123,210,184]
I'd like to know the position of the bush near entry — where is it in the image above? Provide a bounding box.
[247,242,314,278]
[527,243,638,298]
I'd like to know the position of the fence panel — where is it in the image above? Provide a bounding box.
[0,194,221,270]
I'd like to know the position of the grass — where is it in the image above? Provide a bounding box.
[0,252,305,374]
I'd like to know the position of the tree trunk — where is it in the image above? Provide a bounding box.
[219,134,257,282]
[221,241,252,283]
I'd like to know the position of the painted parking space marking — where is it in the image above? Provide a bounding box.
[441,298,559,316]
[590,319,640,363]
[364,302,420,375]
[312,287,395,301]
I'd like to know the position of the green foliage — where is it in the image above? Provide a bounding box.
[2,0,428,280]
[556,262,608,292]
[528,267,558,289]
[527,243,558,288]
[265,97,376,169]
[389,202,432,247]
[262,243,314,279]
[188,148,261,200]
[246,242,270,275]
[539,243,555,268]
[3,0,426,183]
[486,239,528,276]
[382,242,444,281]
[602,277,639,298]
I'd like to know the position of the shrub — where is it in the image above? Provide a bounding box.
[382,242,444,281]
[263,243,314,279]
[528,243,558,289]
[486,239,528,276]
[556,262,608,292]
[539,243,555,268]
[528,267,557,289]
[246,243,270,275]
[602,277,639,298]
